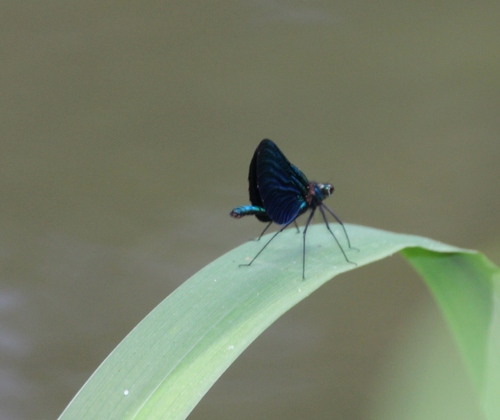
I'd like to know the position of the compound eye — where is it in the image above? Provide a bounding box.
[319,183,334,196]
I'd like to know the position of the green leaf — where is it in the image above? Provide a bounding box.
[58,224,500,419]
[402,248,500,418]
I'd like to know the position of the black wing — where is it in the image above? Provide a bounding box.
[248,141,271,222]
[255,139,309,225]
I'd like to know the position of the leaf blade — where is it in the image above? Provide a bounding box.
[58,224,499,419]
[402,248,500,418]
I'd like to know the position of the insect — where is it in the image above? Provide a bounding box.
[230,139,355,279]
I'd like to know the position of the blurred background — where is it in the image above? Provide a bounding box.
[1,1,499,419]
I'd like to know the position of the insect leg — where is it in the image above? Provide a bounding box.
[240,221,293,268]
[256,221,273,240]
[321,204,356,250]
[318,205,357,266]
[301,208,316,280]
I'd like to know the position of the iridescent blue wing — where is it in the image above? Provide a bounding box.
[256,139,309,225]
[248,142,271,222]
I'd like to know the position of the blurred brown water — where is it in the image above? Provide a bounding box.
[1,2,499,419]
